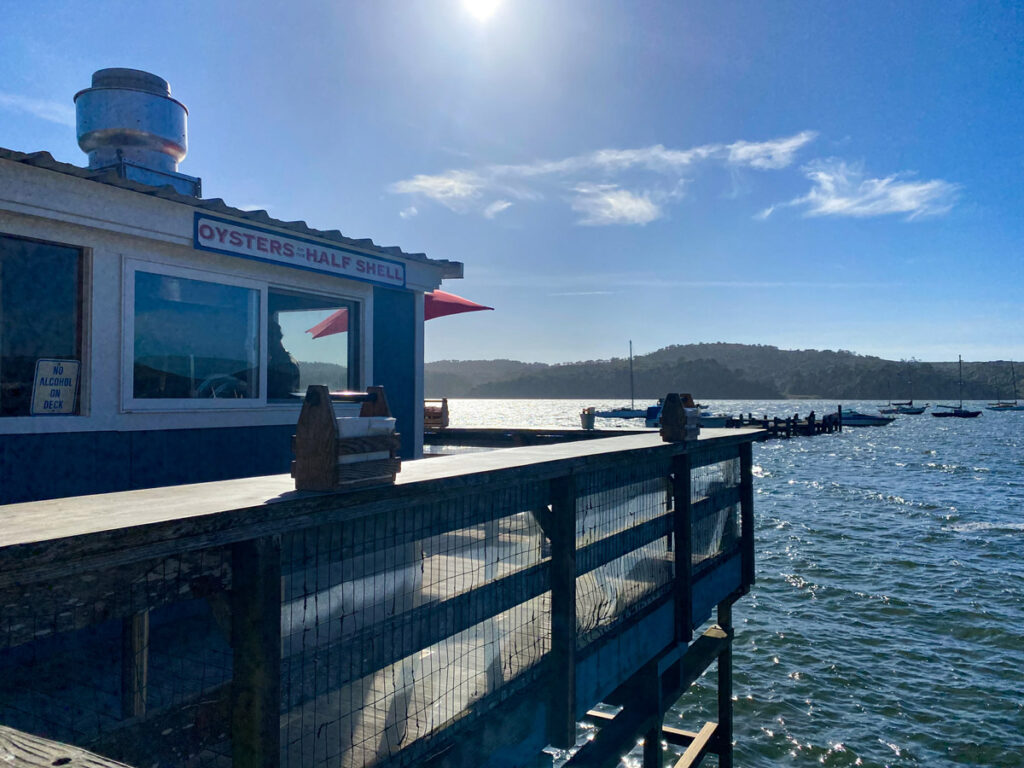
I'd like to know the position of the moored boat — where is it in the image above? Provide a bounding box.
[842,409,896,427]
[932,356,982,418]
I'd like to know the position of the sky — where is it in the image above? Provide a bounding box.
[1,1,1022,364]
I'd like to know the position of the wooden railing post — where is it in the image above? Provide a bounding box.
[671,452,693,643]
[716,601,734,768]
[120,611,149,719]
[739,442,755,592]
[548,474,577,749]
[231,536,282,768]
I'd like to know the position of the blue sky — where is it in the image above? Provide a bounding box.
[2,1,1022,363]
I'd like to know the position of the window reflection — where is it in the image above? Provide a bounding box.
[269,290,358,399]
[133,271,259,399]
[0,234,82,417]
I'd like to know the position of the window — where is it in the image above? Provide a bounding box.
[0,234,83,417]
[132,269,260,400]
[269,289,360,400]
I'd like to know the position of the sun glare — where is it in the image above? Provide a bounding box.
[463,0,502,22]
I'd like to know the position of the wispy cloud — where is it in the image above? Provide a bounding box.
[761,159,959,221]
[483,200,512,219]
[548,290,617,296]
[571,184,661,226]
[0,91,75,127]
[399,205,418,219]
[390,131,817,225]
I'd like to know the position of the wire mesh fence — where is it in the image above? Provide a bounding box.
[574,458,674,648]
[0,439,750,768]
[0,549,234,767]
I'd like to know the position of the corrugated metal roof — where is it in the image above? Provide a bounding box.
[0,147,463,279]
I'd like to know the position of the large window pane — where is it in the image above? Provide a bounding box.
[134,271,259,399]
[269,290,359,400]
[0,234,82,417]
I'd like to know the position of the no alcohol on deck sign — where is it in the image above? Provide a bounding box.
[31,359,80,415]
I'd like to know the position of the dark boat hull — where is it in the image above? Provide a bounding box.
[932,410,981,418]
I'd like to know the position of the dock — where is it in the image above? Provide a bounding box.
[425,407,842,450]
[0,428,760,768]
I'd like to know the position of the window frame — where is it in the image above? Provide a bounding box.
[122,259,268,411]
[0,231,88,419]
[122,259,366,413]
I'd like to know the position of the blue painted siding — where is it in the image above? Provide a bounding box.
[372,286,417,459]
[0,425,296,504]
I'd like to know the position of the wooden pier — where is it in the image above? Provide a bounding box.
[425,407,842,449]
[0,428,761,768]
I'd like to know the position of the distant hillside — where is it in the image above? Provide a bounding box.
[425,344,1021,400]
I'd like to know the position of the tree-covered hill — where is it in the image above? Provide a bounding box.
[424,344,1021,400]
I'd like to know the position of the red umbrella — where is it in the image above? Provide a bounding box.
[306,290,492,339]
[424,289,494,321]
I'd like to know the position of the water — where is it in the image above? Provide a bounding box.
[443,399,1024,768]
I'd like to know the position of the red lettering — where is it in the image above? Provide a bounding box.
[283,243,294,257]
[214,227,229,243]
[331,252,342,267]
[243,233,256,249]
[257,236,268,252]
[318,252,329,264]
[269,240,282,255]
[198,223,214,240]
[229,231,243,247]
[356,260,366,273]
[342,255,351,268]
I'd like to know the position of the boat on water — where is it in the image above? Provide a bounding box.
[933,356,981,418]
[842,409,896,427]
[986,361,1024,411]
[643,402,731,428]
[592,341,651,419]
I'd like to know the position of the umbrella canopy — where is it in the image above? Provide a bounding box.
[424,289,494,320]
[306,290,492,339]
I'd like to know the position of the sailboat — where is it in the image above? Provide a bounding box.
[593,341,648,419]
[932,356,982,418]
[986,361,1024,411]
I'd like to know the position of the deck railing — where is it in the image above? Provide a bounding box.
[0,431,756,768]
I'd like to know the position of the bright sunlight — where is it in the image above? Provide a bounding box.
[462,0,502,22]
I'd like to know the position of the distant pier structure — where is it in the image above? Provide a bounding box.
[0,428,760,768]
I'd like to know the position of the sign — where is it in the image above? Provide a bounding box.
[194,214,406,288]
[31,359,80,415]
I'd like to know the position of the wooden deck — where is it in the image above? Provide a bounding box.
[0,429,760,768]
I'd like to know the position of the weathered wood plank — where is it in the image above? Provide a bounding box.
[231,536,281,768]
[0,431,760,578]
[0,725,135,768]
[673,721,718,768]
[120,612,148,719]
[575,513,673,577]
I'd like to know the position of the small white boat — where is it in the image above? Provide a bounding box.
[644,403,731,428]
[843,410,896,427]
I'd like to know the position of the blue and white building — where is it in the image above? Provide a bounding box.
[0,68,462,503]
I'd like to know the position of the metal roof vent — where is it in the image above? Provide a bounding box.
[75,68,201,197]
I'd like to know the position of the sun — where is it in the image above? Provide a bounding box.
[462,0,502,22]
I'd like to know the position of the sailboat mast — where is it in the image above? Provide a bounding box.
[1012,361,1018,405]
[958,355,964,408]
[629,340,635,410]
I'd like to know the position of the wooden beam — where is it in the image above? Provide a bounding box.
[120,611,149,718]
[0,725,135,768]
[716,603,734,768]
[673,721,718,768]
[739,442,755,592]
[547,474,577,749]
[231,536,281,768]
[672,453,693,642]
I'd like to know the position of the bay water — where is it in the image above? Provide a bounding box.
[442,399,1024,767]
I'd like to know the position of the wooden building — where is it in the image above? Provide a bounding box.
[0,68,462,504]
